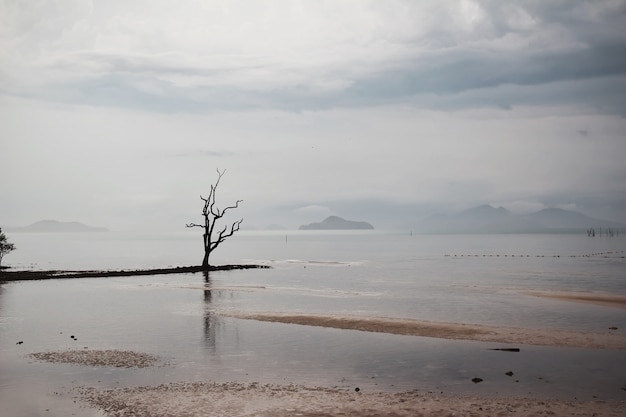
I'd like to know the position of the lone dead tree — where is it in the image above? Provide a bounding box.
[186,169,243,269]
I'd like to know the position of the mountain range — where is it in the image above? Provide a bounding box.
[412,205,624,234]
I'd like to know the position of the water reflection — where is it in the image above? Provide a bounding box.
[202,270,218,352]
[0,283,4,328]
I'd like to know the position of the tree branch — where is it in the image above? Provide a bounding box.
[212,199,243,218]
[211,218,243,251]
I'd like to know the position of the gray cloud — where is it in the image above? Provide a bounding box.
[2,1,626,231]
[1,1,624,114]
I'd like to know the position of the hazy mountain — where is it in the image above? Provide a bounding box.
[8,220,109,233]
[524,208,611,230]
[299,216,374,230]
[259,196,626,232]
[413,205,623,234]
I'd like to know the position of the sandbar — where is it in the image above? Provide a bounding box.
[0,264,268,281]
[525,291,626,309]
[221,311,626,350]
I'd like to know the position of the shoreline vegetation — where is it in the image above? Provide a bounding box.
[0,264,269,281]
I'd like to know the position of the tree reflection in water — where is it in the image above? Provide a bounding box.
[202,270,218,352]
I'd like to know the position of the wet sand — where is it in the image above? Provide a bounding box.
[30,329,625,417]
[526,291,626,309]
[78,381,625,417]
[29,350,161,368]
[221,311,626,350]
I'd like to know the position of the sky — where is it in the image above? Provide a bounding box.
[1,0,625,231]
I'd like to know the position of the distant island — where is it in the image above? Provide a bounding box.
[7,220,109,233]
[299,216,374,230]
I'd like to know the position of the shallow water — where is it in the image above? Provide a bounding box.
[1,232,626,415]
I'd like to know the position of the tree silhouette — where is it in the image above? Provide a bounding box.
[186,169,243,268]
[0,228,16,268]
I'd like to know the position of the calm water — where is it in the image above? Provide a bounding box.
[1,231,625,416]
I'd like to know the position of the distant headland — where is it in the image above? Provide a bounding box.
[299,216,374,230]
[6,220,109,233]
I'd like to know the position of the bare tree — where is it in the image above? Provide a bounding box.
[186,169,243,269]
[0,227,16,268]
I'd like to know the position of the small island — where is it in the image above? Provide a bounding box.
[299,216,374,230]
[8,220,109,233]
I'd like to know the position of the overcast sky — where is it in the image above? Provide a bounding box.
[2,0,625,231]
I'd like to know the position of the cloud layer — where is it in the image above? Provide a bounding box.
[2,1,625,113]
[1,1,625,230]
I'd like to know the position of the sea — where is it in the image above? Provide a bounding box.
[1,231,625,416]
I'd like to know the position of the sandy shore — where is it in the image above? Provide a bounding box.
[221,311,626,350]
[78,381,625,417]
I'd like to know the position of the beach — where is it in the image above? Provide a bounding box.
[28,298,626,417]
[26,314,625,417]
[3,232,625,416]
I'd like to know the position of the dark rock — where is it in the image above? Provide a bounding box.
[471,378,483,384]
[505,371,514,376]
[488,348,520,352]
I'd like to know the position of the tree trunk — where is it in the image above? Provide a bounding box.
[202,231,210,268]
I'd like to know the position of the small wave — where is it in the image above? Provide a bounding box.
[261,259,363,267]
